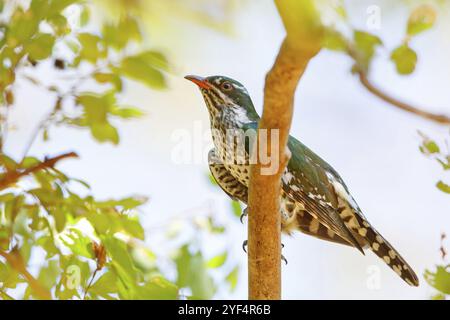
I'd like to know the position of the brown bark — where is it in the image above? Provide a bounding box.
[247,39,319,299]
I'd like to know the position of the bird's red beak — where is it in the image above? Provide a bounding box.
[184,75,212,89]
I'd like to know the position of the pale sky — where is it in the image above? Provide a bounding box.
[6,0,450,299]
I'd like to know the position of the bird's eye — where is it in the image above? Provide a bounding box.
[221,82,233,91]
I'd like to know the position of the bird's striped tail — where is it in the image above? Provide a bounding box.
[350,212,419,287]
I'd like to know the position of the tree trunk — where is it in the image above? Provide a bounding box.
[247,0,322,300]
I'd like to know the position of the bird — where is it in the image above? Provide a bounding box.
[185,74,419,287]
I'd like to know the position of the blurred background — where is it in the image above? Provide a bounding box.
[1,0,449,299]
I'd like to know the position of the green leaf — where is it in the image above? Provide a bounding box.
[60,229,94,259]
[94,73,123,91]
[48,14,70,36]
[390,45,417,75]
[323,29,347,52]
[80,6,90,27]
[90,122,119,145]
[53,208,67,232]
[208,173,218,186]
[420,139,440,154]
[110,107,144,119]
[135,51,169,71]
[226,266,239,291]
[89,271,118,299]
[424,265,450,295]
[134,276,178,300]
[37,260,60,291]
[37,235,60,259]
[120,54,166,89]
[175,245,216,299]
[102,237,138,285]
[436,181,450,194]
[103,16,142,50]
[78,33,106,63]
[7,8,40,45]
[57,255,91,299]
[98,196,147,210]
[78,93,109,123]
[77,93,120,144]
[0,154,18,171]
[407,5,436,36]
[47,0,79,16]
[353,30,382,72]
[0,193,15,203]
[0,261,24,289]
[121,216,145,240]
[231,201,242,218]
[207,252,227,268]
[26,33,55,60]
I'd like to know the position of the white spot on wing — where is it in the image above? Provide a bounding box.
[282,172,294,184]
[326,172,358,208]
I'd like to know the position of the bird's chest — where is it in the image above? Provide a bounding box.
[210,117,251,186]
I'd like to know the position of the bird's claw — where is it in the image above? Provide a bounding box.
[240,207,248,224]
[242,240,248,253]
[281,243,287,264]
[242,240,286,263]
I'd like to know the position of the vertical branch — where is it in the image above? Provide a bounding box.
[247,0,322,300]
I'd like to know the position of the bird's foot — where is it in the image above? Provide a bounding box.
[281,243,287,265]
[242,240,287,264]
[240,207,248,224]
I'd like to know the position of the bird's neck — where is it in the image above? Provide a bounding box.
[209,105,258,131]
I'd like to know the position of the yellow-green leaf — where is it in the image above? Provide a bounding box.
[26,33,55,60]
[390,45,417,75]
[120,55,166,89]
[436,181,450,194]
[207,252,227,268]
[226,266,239,291]
[407,5,436,36]
[424,265,450,295]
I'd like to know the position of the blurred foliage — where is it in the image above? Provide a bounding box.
[95,0,243,35]
[0,0,240,300]
[419,133,450,299]
[425,265,450,300]
[419,132,450,195]
[320,2,438,76]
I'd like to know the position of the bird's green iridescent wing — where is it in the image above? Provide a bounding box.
[242,122,363,252]
[286,135,364,252]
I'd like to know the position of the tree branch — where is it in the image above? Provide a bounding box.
[0,152,78,190]
[0,249,52,300]
[358,72,450,125]
[247,0,322,300]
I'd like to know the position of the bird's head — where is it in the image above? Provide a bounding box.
[185,75,258,121]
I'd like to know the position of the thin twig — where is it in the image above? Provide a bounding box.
[358,72,450,125]
[0,289,15,300]
[21,104,61,160]
[83,268,100,300]
[0,250,52,300]
[0,152,78,190]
